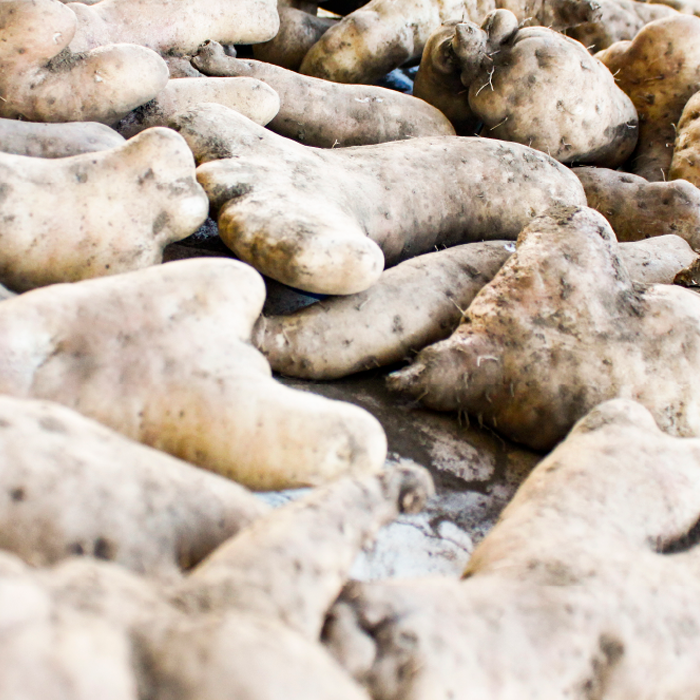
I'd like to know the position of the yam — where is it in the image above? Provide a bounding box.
[0,395,268,578]
[253,241,514,379]
[575,165,700,248]
[388,205,700,451]
[170,103,586,295]
[66,0,279,55]
[324,400,700,700]
[0,128,208,291]
[114,77,280,139]
[0,0,169,124]
[598,14,700,180]
[0,258,387,490]
[192,40,455,147]
[466,20,638,166]
[0,118,125,158]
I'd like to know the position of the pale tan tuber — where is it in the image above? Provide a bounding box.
[389,205,700,451]
[0,258,387,489]
[0,127,208,291]
[170,103,586,295]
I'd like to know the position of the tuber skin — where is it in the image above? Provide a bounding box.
[0,0,169,124]
[299,0,476,85]
[252,5,338,71]
[192,41,455,147]
[598,14,700,180]
[114,77,281,139]
[0,117,125,158]
[253,241,514,380]
[255,236,697,381]
[324,400,700,700]
[413,21,486,136]
[465,18,638,166]
[0,258,388,490]
[575,166,700,249]
[66,0,279,55]
[388,205,700,451]
[0,395,269,579]
[0,127,209,291]
[670,89,700,186]
[0,462,432,699]
[170,103,586,295]
[567,0,676,52]
[618,235,699,283]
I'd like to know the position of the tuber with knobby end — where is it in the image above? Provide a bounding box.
[114,77,280,139]
[324,399,700,700]
[388,205,700,451]
[0,462,431,699]
[66,0,279,55]
[466,19,638,166]
[170,103,586,295]
[253,241,513,380]
[0,395,269,579]
[0,127,208,292]
[176,461,434,640]
[192,41,454,147]
[0,117,125,158]
[598,14,700,180]
[413,20,488,136]
[575,166,700,249]
[0,0,169,124]
[0,258,387,490]
[254,236,695,381]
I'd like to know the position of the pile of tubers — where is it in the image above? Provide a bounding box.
[4,0,700,695]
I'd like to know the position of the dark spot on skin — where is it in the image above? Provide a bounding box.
[68,542,85,556]
[138,168,155,185]
[9,487,25,502]
[39,416,67,433]
[392,315,404,333]
[0,418,10,428]
[94,537,116,561]
[152,211,170,236]
[0,183,10,203]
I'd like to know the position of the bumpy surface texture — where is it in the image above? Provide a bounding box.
[0,128,208,291]
[389,205,700,451]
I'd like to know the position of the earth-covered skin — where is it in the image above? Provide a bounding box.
[575,166,700,249]
[191,40,455,148]
[389,205,700,451]
[467,22,638,166]
[66,0,279,54]
[170,103,585,296]
[324,400,700,700]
